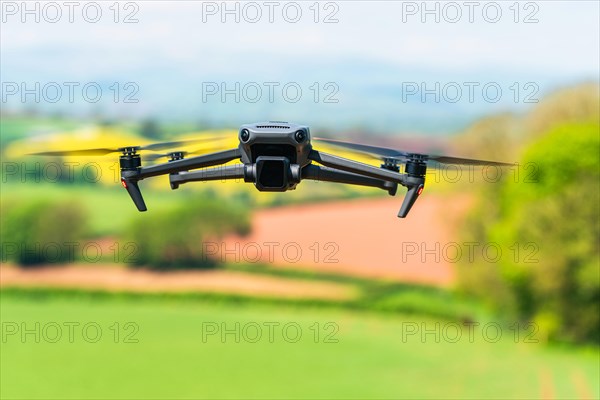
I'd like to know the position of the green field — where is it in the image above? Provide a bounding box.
[1,182,182,236]
[1,292,598,399]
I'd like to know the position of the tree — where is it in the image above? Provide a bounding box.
[457,122,600,343]
[126,198,251,269]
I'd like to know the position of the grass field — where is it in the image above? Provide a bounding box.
[0,182,184,236]
[1,291,598,399]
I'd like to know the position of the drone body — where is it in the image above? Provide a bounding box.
[34,122,513,218]
[237,122,312,192]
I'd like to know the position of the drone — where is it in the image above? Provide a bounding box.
[32,122,513,218]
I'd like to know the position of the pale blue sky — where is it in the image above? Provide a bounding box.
[3,1,598,75]
[1,1,598,132]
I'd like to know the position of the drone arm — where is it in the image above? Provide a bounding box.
[308,149,416,186]
[169,164,245,187]
[119,148,241,212]
[301,164,397,195]
[309,149,426,218]
[136,148,242,179]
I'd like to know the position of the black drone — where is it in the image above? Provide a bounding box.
[33,122,513,218]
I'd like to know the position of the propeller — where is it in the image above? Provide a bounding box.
[143,151,188,162]
[314,137,514,218]
[142,146,227,162]
[28,137,223,157]
[314,137,514,167]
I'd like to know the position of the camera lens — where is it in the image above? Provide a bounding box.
[240,129,250,142]
[295,130,306,143]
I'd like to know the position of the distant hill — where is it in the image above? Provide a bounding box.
[2,57,590,135]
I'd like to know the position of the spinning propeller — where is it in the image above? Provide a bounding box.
[142,146,225,162]
[28,137,219,157]
[314,137,514,217]
[314,137,514,167]
[29,136,228,213]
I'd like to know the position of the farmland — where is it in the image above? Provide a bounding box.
[1,291,598,399]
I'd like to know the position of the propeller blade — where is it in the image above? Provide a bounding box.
[314,137,513,167]
[426,155,514,167]
[143,152,188,162]
[314,137,410,159]
[140,138,211,151]
[28,148,120,156]
[28,136,225,157]
[143,153,178,162]
[143,146,226,162]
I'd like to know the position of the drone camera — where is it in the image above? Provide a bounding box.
[254,156,291,191]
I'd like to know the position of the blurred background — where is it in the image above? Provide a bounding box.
[1,1,599,399]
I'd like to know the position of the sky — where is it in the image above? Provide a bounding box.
[1,1,599,133]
